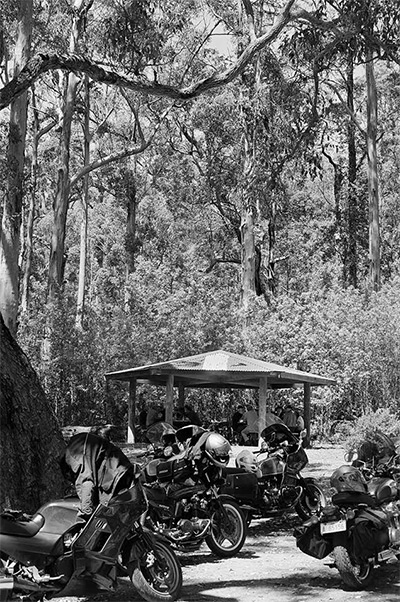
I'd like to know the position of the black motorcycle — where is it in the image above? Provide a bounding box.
[141,425,247,558]
[0,483,182,602]
[221,419,326,522]
[295,461,400,589]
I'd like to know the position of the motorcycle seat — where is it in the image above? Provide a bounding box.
[331,491,376,507]
[222,466,248,475]
[0,513,45,537]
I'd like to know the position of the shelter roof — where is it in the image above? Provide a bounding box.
[105,349,336,390]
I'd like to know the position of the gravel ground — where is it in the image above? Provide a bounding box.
[52,444,400,602]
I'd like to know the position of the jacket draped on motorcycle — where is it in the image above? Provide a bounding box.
[60,433,138,518]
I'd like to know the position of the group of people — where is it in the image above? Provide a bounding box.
[138,402,202,430]
[231,403,304,443]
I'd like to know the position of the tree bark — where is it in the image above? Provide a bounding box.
[0,314,65,512]
[75,75,90,329]
[346,50,358,288]
[0,0,33,334]
[366,50,380,291]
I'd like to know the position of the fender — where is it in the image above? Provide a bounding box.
[127,528,170,564]
[215,494,239,506]
[331,530,348,548]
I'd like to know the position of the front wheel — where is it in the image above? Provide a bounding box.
[129,538,182,602]
[295,479,326,521]
[206,500,247,558]
[333,545,374,590]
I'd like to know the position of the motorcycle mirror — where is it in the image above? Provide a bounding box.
[300,429,307,439]
[344,449,358,463]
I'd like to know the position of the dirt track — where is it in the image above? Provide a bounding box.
[56,444,400,602]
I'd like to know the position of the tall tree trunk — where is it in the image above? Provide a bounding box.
[21,88,39,313]
[124,170,137,311]
[365,49,380,291]
[346,50,358,288]
[48,0,92,299]
[0,0,32,334]
[75,75,90,330]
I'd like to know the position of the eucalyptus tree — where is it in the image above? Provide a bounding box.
[0,0,33,335]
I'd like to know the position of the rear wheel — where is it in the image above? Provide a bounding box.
[334,545,374,590]
[295,479,326,521]
[129,538,182,602]
[206,500,247,558]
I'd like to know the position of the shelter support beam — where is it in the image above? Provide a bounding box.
[304,382,311,447]
[128,379,136,443]
[166,374,174,425]
[178,383,185,412]
[259,376,268,437]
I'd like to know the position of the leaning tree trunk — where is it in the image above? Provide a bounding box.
[0,314,65,513]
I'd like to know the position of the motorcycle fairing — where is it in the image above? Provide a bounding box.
[0,499,80,566]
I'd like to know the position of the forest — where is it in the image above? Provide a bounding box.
[1,0,400,467]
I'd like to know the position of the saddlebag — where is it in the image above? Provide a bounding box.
[294,522,333,559]
[221,471,258,501]
[351,508,389,559]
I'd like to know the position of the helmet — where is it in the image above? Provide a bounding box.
[330,465,367,494]
[203,432,231,467]
[236,450,258,473]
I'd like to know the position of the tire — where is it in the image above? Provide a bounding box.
[295,479,326,521]
[129,539,182,602]
[0,557,10,602]
[206,500,247,558]
[333,545,374,590]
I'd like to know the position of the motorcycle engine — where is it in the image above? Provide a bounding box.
[261,477,280,508]
[386,501,400,545]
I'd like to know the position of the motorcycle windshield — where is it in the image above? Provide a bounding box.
[146,422,176,445]
[261,420,296,445]
[357,430,396,464]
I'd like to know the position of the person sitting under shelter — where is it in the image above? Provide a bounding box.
[241,405,259,443]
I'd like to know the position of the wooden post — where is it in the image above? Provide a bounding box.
[304,382,311,447]
[165,374,174,425]
[127,379,136,443]
[259,377,268,437]
[178,383,185,413]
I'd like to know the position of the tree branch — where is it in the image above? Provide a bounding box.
[1,0,298,110]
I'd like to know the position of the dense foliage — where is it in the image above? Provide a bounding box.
[1,1,400,440]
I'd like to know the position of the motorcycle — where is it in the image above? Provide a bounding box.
[141,425,247,558]
[294,461,400,590]
[221,418,326,522]
[0,482,182,602]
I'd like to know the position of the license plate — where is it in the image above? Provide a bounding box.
[320,519,346,534]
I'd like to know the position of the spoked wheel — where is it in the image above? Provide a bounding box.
[295,479,326,521]
[333,545,374,590]
[206,500,247,558]
[129,538,182,602]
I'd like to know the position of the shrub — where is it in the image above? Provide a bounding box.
[344,408,400,452]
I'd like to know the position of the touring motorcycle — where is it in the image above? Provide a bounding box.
[294,458,400,590]
[221,418,326,522]
[141,425,247,557]
[0,483,182,602]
